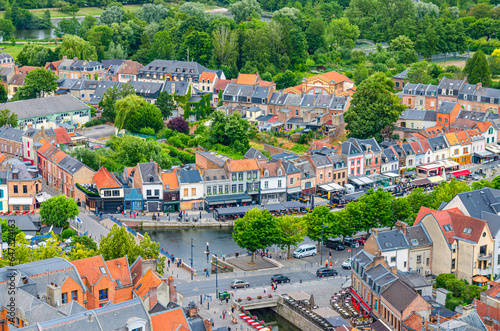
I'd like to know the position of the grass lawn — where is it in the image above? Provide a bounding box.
[31,9,72,18]
[0,42,58,58]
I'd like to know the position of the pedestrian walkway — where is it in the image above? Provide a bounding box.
[69,214,109,247]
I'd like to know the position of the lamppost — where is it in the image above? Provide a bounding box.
[190,238,194,280]
[320,224,328,267]
[215,253,219,298]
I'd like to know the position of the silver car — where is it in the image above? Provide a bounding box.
[231,279,250,288]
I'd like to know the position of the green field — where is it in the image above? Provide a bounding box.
[0,42,58,58]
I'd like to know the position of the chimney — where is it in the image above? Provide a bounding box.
[390,266,398,274]
[203,319,213,331]
[372,228,378,236]
[149,286,158,311]
[62,56,67,60]
[188,301,198,317]
[168,276,177,303]
[150,158,153,163]
[117,262,120,268]
[46,284,62,308]
[171,82,175,94]
[395,221,407,235]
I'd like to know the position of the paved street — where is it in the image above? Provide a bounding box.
[70,213,110,247]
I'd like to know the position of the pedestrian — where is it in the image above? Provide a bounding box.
[325,260,328,268]
[284,252,287,260]
[274,282,277,291]
[206,241,210,252]
[226,297,229,304]
[206,269,210,277]
[264,287,267,294]
[329,250,332,258]
[231,307,235,314]
[129,211,132,218]
[167,259,170,268]
[223,309,226,320]
[330,260,333,267]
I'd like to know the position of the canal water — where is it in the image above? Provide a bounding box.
[146,227,242,270]
[252,308,302,331]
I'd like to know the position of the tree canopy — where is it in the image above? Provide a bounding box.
[39,195,79,227]
[344,73,406,141]
[13,68,58,101]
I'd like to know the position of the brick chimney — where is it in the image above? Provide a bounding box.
[395,221,407,235]
[476,82,482,91]
[149,286,158,311]
[168,276,177,303]
[188,301,198,317]
[62,56,67,60]
[203,319,213,331]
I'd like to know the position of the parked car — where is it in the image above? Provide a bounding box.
[316,268,338,277]
[355,237,366,245]
[324,239,345,251]
[293,244,317,258]
[342,259,352,269]
[231,279,250,288]
[344,238,357,247]
[271,274,290,284]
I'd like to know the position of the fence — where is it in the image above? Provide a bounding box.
[418,52,471,63]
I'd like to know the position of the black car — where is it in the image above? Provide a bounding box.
[324,239,345,251]
[271,274,290,284]
[316,268,338,277]
[344,238,357,247]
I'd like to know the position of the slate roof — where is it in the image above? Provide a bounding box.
[244,147,267,161]
[138,162,161,183]
[196,151,229,168]
[281,160,301,174]
[438,77,466,92]
[341,141,363,156]
[163,80,190,95]
[139,59,208,77]
[271,152,300,161]
[399,109,437,122]
[453,188,500,219]
[131,80,163,95]
[438,101,458,114]
[329,96,349,110]
[17,298,151,331]
[375,229,409,251]
[381,279,419,313]
[406,223,432,247]
[482,211,500,237]
[0,95,88,120]
[301,95,316,108]
[178,169,203,183]
[88,80,120,105]
[427,135,449,151]
[382,148,398,164]
[203,169,227,181]
[252,86,270,99]
[0,125,24,142]
[309,155,333,168]
[295,161,316,179]
[284,93,302,106]
[402,143,414,156]
[397,271,431,288]
[394,68,409,79]
[349,138,381,153]
[101,59,126,69]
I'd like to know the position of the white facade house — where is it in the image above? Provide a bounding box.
[260,162,287,204]
[178,169,204,210]
[367,228,410,272]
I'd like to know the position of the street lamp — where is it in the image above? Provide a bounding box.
[190,238,194,280]
[215,253,219,298]
[320,224,328,267]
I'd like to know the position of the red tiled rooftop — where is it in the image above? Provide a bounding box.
[105,256,131,287]
[162,171,179,190]
[53,128,72,145]
[151,308,190,331]
[93,166,121,190]
[133,269,162,300]
[72,255,112,286]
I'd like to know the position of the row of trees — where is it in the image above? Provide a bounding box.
[233,178,477,260]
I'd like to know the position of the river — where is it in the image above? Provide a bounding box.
[13,17,86,40]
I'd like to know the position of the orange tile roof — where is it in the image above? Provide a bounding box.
[162,171,179,190]
[484,283,500,298]
[200,71,216,81]
[475,121,493,133]
[37,142,52,154]
[214,79,232,91]
[72,255,112,286]
[455,130,471,145]
[151,308,190,331]
[403,312,428,331]
[44,59,63,70]
[0,153,5,164]
[418,139,431,151]
[18,66,38,75]
[474,299,500,331]
[283,84,303,94]
[51,150,68,163]
[94,166,121,190]
[117,60,143,75]
[53,128,72,145]
[133,269,162,300]
[311,70,353,84]
[424,124,448,137]
[445,132,459,146]
[466,129,482,138]
[258,80,274,87]
[225,158,260,172]
[9,73,25,85]
[411,133,426,140]
[236,73,259,85]
[124,166,135,178]
[105,257,131,287]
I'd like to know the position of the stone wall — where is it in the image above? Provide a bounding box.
[274,299,323,331]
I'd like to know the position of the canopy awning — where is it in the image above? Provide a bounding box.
[382,172,399,178]
[472,275,490,284]
[35,192,52,203]
[264,204,284,211]
[475,150,495,157]
[486,144,500,154]
[9,197,34,205]
[359,176,374,184]
[281,201,306,209]
[343,192,363,202]
[428,175,445,184]
[349,178,364,186]
[435,160,459,168]
[205,193,252,205]
[319,183,344,192]
[451,169,471,177]
[411,178,430,186]
[216,205,262,216]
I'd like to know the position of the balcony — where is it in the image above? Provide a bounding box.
[476,267,492,276]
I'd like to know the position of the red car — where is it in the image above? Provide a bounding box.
[355,237,367,245]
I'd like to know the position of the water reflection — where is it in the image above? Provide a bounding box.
[13,17,85,40]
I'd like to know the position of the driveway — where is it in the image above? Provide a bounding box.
[77,124,116,140]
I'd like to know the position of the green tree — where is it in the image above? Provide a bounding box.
[86,25,114,61]
[151,30,174,60]
[232,208,281,263]
[70,235,97,251]
[360,188,394,232]
[58,34,97,61]
[305,18,325,53]
[0,18,15,41]
[0,85,7,104]
[136,3,170,23]
[431,179,470,209]
[180,31,212,65]
[179,2,206,17]
[471,179,493,190]
[13,68,58,101]
[277,215,306,256]
[99,83,136,122]
[229,0,264,24]
[115,94,152,132]
[330,208,359,242]
[212,25,238,67]
[39,195,79,227]
[0,233,32,267]
[124,101,164,133]
[55,17,80,38]
[67,242,97,260]
[61,228,76,239]
[156,91,177,119]
[353,63,369,85]
[99,6,124,26]
[99,225,138,261]
[303,206,331,247]
[436,273,456,288]
[463,50,492,87]
[390,35,417,64]
[104,41,127,60]
[109,134,171,169]
[16,43,58,67]
[0,219,21,243]
[407,61,432,84]
[326,17,360,49]
[208,110,250,154]
[274,70,302,90]
[344,73,406,141]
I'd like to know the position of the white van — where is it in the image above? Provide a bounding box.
[293,244,317,259]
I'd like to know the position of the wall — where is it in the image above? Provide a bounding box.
[275,300,323,331]
[408,246,432,276]
[382,249,409,272]
[421,215,453,275]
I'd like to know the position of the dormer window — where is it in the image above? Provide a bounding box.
[277,169,282,176]
[264,170,269,177]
